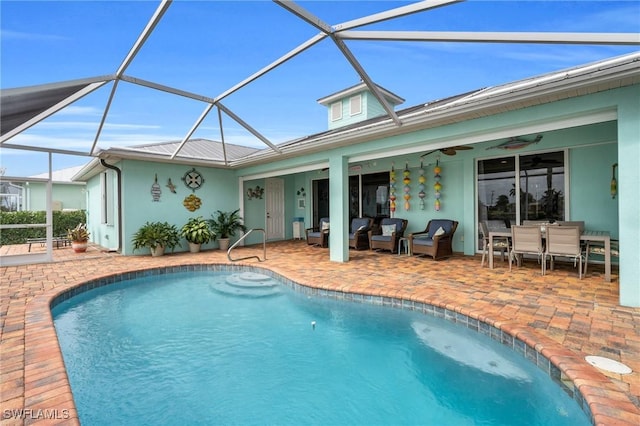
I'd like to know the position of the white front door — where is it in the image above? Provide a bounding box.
[265,178,285,240]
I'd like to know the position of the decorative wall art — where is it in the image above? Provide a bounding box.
[183,194,202,212]
[487,135,543,151]
[166,178,177,194]
[296,187,306,197]
[434,160,442,211]
[389,165,397,217]
[403,163,411,211]
[182,168,204,192]
[151,174,161,202]
[418,161,426,210]
[247,186,264,200]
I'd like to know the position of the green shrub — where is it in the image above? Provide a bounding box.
[0,210,87,245]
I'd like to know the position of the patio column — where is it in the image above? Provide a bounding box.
[617,92,640,308]
[328,155,349,262]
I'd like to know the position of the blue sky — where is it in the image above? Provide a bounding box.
[1,0,639,177]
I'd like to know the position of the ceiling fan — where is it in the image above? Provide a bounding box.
[420,145,473,158]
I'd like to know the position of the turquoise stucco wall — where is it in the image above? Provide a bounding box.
[118,160,239,255]
[85,169,120,251]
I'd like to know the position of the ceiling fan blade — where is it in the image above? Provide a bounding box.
[441,148,458,155]
[452,145,473,151]
[419,149,439,158]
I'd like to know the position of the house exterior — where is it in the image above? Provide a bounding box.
[28,166,87,211]
[0,166,86,212]
[72,53,639,307]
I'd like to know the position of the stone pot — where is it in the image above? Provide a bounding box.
[218,238,230,251]
[150,245,165,257]
[188,242,202,253]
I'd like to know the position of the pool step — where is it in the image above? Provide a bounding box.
[210,272,282,298]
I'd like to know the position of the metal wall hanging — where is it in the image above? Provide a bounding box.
[247,185,264,200]
[166,178,177,194]
[183,194,202,211]
[182,168,204,192]
[296,187,306,197]
[487,135,542,151]
[151,174,161,202]
[434,160,442,211]
[389,165,396,217]
[403,163,411,211]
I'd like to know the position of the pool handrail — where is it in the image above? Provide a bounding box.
[227,228,266,262]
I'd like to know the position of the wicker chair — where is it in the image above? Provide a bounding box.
[306,217,330,248]
[348,217,374,250]
[408,219,458,260]
[368,218,408,253]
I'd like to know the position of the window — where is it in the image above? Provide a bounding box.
[101,171,114,225]
[349,95,362,116]
[330,102,342,121]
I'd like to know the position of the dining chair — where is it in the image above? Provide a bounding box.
[479,221,509,267]
[509,226,545,275]
[557,221,585,233]
[545,226,584,279]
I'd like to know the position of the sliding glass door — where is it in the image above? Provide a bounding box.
[477,151,565,250]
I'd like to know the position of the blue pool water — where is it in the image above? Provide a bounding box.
[52,270,589,425]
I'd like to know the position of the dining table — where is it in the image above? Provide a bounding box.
[487,228,612,282]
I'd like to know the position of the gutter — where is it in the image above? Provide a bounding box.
[100,159,123,253]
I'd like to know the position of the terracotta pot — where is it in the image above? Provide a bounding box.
[71,241,88,253]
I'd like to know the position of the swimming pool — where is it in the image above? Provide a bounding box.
[52,268,589,425]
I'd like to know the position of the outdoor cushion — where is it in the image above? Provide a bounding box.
[351,218,371,233]
[428,220,454,235]
[321,222,330,231]
[412,236,434,247]
[381,224,395,236]
[371,234,392,243]
[434,226,446,237]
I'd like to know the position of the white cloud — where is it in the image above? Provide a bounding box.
[56,106,104,117]
[0,29,68,41]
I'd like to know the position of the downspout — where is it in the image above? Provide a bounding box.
[100,159,123,253]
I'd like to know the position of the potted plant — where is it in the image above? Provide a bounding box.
[131,221,181,257]
[208,209,247,251]
[180,216,213,253]
[67,223,90,253]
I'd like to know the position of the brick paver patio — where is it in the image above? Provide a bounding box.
[1,241,638,425]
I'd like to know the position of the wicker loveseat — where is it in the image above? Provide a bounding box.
[408,219,458,260]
